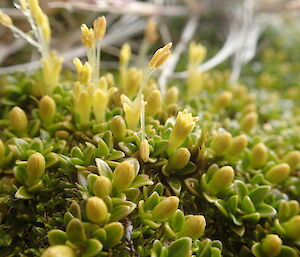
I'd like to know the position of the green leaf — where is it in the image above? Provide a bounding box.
[14,166,27,185]
[71,147,84,159]
[144,192,160,210]
[175,162,197,176]
[107,150,125,161]
[277,246,298,257]
[103,222,124,249]
[167,237,192,257]
[15,186,33,199]
[241,212,260,223]
[241,196,256,214]
[227,195,239,213]
[109,205,133,222]
[166,177,181,196]
[82,239,103,257]
[97,139,110,158]
[169,210,185,232]
[249,186,271,206]
[92,228,106,243]
[131,174,154,188]
[256,204,277,218]
[152,140,169,157]
[96,158,113,179]
[235,180,248,201]
[66,218,86,243]
[48,230,68,246]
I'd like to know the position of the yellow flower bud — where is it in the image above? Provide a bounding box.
[112,161,136,191]
[214,91,233,110]
[0,10,13,27]
[75,91,92,125]
[179,215,206,240]
[207,166,234,195]
[140,139,150,163]
[152,196,179,221]
[81,24,95,48]
[145,89,161,117]
[265,163,290,184]
[41,245,76,257]
[39,95,56,125]
[210,132,232,156]
[145,18,158,44]
[261,234,282,257]
[104,73,115,88]
[240,112,258,133]
[169,110,199,150]
[283,151,300,171]
[251,143,268,168]
[149,43,172,69]
[93,176,112,198]
[86,196,108,223]
[169,148,191,170]
[227,135,248,157]
[93,16,106,40]
[283,215,300,241]
[26,153,46,186]
[165,86,179,106]
[8,107,28,136]
[41,51,62,94]
[73,58,92,85]
[120,43,131,66]
[111,115,126,141]
[121,94,142,131]
[126,68,143,97]
[189,41,207,65]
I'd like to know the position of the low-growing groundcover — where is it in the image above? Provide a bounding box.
[0,1,300,257]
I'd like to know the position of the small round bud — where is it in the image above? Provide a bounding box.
[251,143,268,168]
[207,166,234,195]
[140,139,150,163]
[112,161,136,191]
[8,106,28,136]
[261,234,282,257]
[93,176,112,198]
[152,196,179,221]
[41,245,76,257]
[145,89,161,117]
[86,196,108,223]
[179,215,206,240]
[210,132,232,156]
[111,115,126,141]
[165,87,179,106]
[240,112,258,133]
[169,148,191,170]
[283,215,300,241]
[227,135,248,157]
[39,95,56,125]
[214,91,232,110]
[283,151,300,171]
[265,163,290,184]
[26,153,45,186]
